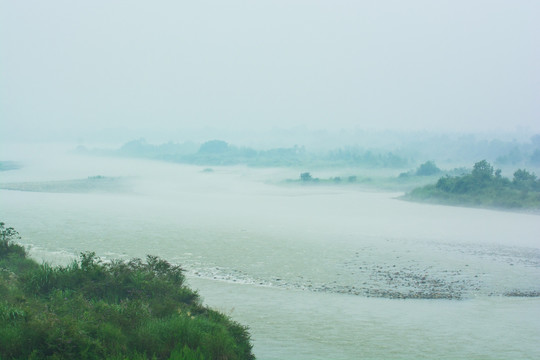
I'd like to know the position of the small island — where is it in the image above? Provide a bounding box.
[403,160,540,210]
[0,161,22,172]
[0,176,131,194]
[0,222,254,360]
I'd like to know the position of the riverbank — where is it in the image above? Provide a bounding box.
[0,222,254,360]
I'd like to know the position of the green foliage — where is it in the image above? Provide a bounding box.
[0,222,26,258]
[415,161,441,176]
[406,160,540,209]
[495,147,524,165]
[100,139,412,168]
[189,143,304,167]
[472,159,494,180]
[169,345,205,360]
[300,172,313,181]
[109,139,199,161]
[0,302,27,322]
[327,148,408,168]
[0,224,254,360]
[513,169,537,182]
[198,140,230,154]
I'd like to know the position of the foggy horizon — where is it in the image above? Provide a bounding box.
[1,0,539,144]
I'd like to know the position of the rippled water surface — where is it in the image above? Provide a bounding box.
[1,147,539,359]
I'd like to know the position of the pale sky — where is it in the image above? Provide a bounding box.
[1,0,539,141]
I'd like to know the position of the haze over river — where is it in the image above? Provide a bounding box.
[1,145,539,359]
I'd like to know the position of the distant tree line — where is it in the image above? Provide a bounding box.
[298,172,358,184]
[78,139,411,168]
[76,135,540,170]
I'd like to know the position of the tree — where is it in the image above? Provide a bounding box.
[118,138,150,156]
[512,169,540,192]
[416,161,441,176]
[198,140,229,154]
[0,222,25,257]
[513,169,537,183]
[300,172,313,181]
[472,160,494,180]
[436,176,455,192]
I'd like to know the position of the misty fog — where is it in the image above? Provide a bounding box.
[1,1,539,359]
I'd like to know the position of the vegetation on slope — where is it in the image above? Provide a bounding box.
[404,160,540,209]
[0,222,254,360]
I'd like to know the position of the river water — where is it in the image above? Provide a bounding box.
[1,145,539,359]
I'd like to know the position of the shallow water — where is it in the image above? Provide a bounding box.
[1,146,539,359]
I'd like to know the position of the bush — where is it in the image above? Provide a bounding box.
[407,161,540,209]
[300,172,312,181]
[0,223,254,360]
[0,222,26,258]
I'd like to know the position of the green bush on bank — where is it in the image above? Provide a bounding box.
[0,222,254,360]
[405,160,540,209]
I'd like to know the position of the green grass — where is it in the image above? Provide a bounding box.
[0,222,254,360]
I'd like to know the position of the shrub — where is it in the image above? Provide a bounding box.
[408,161,540,209]
[0,223,255,360]
[0,222,26,258]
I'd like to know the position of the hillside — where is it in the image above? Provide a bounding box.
[0,222,254,360]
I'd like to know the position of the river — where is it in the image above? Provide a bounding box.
[1,145,539,359]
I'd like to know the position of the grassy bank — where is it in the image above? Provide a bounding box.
[0,222,254,360]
